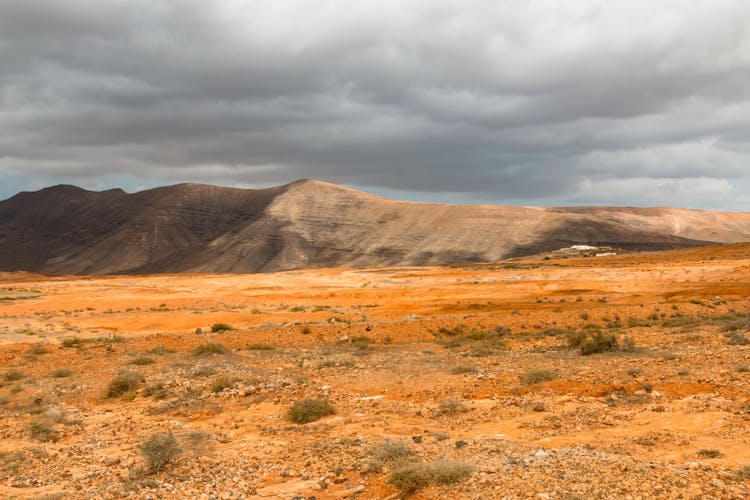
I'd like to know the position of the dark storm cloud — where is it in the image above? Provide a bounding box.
[1,0,750,208]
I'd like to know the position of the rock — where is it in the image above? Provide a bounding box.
[335,484,366,497]
[102,456,121,466]
[531,401,546,412]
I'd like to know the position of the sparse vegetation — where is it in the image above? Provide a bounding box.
[438,325,508,350]
[697,449,722,458]
[29,417,57,442]
[148,345,175,355]
[521,368,557,385]
[3,243,750,496]
[191,343,229,356]
[139,432,181,472]
[431,459,473,485]
[191,366,216,378]
[451,365,478,374]
[438,398,469,415]
[725,331,750,345]
[286,398,335,424]
[106,371,144,398]
[130,356,155,365]
[61,336,87,348]
[366,439,414,462]
[211,375,238,393]
[210,323,233,333]
[3,370,25,382]
[388,462,432,494]
[144,383,168,399]
[568,330,620,355]
[181,430,212,456]
[50,368,72,378]
[351,335,371,349]
[432,430,450,441]
[735,465,750,481]
[388,459,472,494]
[28,344,49,355]
[247,343,274,350]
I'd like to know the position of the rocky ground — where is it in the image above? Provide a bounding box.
[1,244,749,499]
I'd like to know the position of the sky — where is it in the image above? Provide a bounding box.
[1,0,750,209]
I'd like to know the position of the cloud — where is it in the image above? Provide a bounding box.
[1,0,749,208]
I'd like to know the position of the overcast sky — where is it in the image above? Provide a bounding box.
[1,1,750,209]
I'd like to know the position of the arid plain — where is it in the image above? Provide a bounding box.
[1,244,750,499]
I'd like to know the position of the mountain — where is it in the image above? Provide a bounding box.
[1,179,748,275]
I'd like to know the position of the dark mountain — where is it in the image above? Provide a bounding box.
[1,180,748,275]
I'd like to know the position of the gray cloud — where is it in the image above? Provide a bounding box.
[1,0,750,209]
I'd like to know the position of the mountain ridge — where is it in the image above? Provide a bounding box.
[1,180,748,275]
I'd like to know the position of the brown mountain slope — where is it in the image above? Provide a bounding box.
[549,206,750,243]
[0,179,747,275]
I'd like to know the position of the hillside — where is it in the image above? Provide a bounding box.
[0,179,748,275]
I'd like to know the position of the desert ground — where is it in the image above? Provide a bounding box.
[1,244,750,499]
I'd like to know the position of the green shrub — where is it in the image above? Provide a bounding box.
[247,343,274,350]
[388,459,473,493]
[438,398,468,415]
[211,375,238,393]
[431,459,473,485]
[3,370,25,382]
[521,369,557,385]
[736,465,750,481]
[130,356,154,366]
[438,325,508,350]
[725,331,750,345]
[435,324,467,336]
[388,463,432,494]
[60,337,87,348]
[148,345,175,355]
[191,343,229,356]
[351,336,371,349]
[366,439,414,462]
[697,449,721,458]
[139,432,181,472]
[28,344,49,355]
[210,323,232,333]
[106,371,144,398]
[29,417,57,442]
[50,369,72,378]
[719,315,750,332]
[286,398,335,424]
[450,365,478,374]
[568,331,619,355]
[144,383,168,399]
[432,430,450,441]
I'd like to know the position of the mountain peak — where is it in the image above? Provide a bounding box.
[0,180,748,275]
